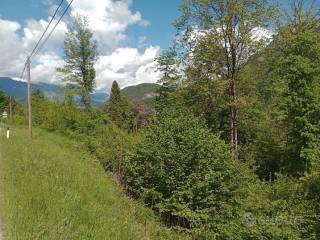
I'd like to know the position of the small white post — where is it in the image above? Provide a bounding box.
[6,127,10,139]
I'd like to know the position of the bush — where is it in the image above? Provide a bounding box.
[123,107,319,239]
[124,109,247,228]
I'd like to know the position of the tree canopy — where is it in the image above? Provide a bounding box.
[57,15,97,111]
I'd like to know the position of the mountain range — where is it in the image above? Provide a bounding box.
[0,77,108,107]
[0,77,160,107]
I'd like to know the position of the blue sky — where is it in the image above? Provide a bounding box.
[0,0,182,50]
[129,0,182,49]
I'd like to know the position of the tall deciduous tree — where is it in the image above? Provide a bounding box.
[157,50,180,96]
[175,0,276,154]
[57,15,97,111]
[268,1,320,176]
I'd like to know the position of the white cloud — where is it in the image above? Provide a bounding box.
[22,19,67,53]
[250,27,274,43]
[31,53,64,84]
[0,0,161,91]
[95,46,161,90]
[0,20,27,76]
[70,0,148,54]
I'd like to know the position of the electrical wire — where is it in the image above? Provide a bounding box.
[19,0,70,79]
[19,60,28,80]
[31,0,74,59]
[29,0,65,59]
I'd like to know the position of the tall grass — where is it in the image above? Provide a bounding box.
[0,127,187,240]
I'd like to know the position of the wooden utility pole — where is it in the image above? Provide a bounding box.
[27,57,32,138]
[9,95,13,127]
[9,96,12,120]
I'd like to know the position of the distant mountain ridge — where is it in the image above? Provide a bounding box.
[0,77,160,107]
[0,77,109,107]
[121,83,160,105]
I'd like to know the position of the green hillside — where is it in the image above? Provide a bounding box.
[0,127,186,240]
[121,83,160,105]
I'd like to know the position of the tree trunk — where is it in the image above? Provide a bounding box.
[83,94,91,112]
[229,78,238,155]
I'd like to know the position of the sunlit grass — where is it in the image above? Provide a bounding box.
[0,127,187,240]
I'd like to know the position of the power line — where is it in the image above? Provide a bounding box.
[19,0,66,79]
[32,0,74,58]
[29,0,65,59]
[19,60,28,80]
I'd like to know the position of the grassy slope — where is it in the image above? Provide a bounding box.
[0,127,187,240]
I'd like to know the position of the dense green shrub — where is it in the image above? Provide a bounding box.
[123,107,319,239]
[124,108,239,226]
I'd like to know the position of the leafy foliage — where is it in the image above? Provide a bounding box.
[124,108,235,227]
[104,81,130,129]
[57,15,97,111]
[124,107,318,239]
[128,98,154,132]
[269,25,320,176]
[175,0,277,152]
[0,90,9,113]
